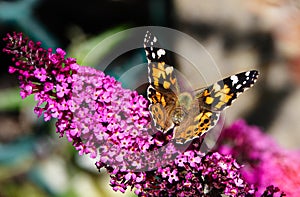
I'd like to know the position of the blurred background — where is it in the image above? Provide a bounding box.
[1,0,300,196]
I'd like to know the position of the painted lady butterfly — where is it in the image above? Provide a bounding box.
[144,31,259,144]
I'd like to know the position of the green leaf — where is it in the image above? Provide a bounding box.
[0,88,35,110]
[67,25,128,67]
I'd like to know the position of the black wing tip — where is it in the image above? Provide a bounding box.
[145,30,151,36]
[251,69,259,76]
[238,70,259,82]
[144,30,159,48]
[144,30,152,47]
[248,69,259,76]
[249,70,259,82]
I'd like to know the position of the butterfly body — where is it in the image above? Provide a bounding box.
[144,31,259,144]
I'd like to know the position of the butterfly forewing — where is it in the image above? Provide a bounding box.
[198,70,259,111]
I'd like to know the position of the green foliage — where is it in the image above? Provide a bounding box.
[67,25,128,67]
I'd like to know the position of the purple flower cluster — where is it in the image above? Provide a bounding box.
[3,32,79,132]
[67,66,155,161]
[3,32,163,166]
[3,32,286,197]
[106,150,256,196]
[216,119,280,163]
[216,120,300,196]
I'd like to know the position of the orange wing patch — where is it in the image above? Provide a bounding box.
[150,62,177,90]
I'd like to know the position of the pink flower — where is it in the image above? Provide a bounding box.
[34,68,47,81]
[168,169,179,183]
[216,120,294,196]
[56,82,70,98]
[253,151,300,196]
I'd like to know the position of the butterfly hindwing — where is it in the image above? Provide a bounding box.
[147,86,178,132]
[173,101,220,144]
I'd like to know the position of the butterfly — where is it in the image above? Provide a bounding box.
[143,31,259,144]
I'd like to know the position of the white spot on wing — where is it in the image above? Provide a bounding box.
[165,66,173,75]
[230,75,239,85]
[236,84,242,89]
[213,83,221,91]
[152,52,156,59]
[157,49,166,58]
[245,71,250,76]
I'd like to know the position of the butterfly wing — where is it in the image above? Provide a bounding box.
[144,31,179,132]
[174,70,259,144]
[173,103,220,144]
[198,70,259,111]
